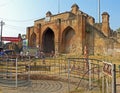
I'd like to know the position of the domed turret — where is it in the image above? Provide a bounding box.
[46,11,52,17]
[101,12,110,37]
[71,3,79,14]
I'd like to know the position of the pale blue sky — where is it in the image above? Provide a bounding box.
[0,0,119,37]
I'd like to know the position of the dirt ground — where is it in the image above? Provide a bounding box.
[0,80,76,93]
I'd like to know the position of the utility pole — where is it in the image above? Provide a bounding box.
[98,0,100,23]
[0,20,5,47]
[58,0,60,13]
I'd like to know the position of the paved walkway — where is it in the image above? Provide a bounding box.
[0,80,76,93]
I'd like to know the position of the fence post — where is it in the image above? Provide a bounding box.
[119,65,120,76]
[68,59,70,93]
[28,61,30,81]
[102,75,105,93]
[15,58,18,88]
[112,64,116,93]
[88,60,92,90]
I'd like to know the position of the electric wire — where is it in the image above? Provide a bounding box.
[0,17,39,22]
[4,24,26,34]
[5,24,26,29]
[0,0,14,7]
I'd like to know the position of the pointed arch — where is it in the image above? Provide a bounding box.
[30,32,36,47]
[61,26,76,53]
[42,27,55,53]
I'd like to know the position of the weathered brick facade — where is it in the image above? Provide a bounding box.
[26,4,120,56]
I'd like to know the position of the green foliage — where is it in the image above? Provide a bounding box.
[116,27,120,32]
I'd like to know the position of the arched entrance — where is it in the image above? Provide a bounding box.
[62,27,75,53]
[30,32,36,47]
[42,28,55,53]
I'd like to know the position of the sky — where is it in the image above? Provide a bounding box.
[0,0,119,38]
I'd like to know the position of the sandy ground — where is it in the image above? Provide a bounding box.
[0,80,76,93]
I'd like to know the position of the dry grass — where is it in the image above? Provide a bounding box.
[89,55,120,63]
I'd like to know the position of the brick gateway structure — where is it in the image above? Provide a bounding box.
[26,4,120,56]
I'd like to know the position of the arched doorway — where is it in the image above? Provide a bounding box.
[30,32,36,47]
[62,27,75,53]
[42,28,55,53]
